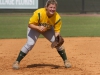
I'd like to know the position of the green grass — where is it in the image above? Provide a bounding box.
[61,16,100,37]
[0,16,29,38]
[0,14,100,39]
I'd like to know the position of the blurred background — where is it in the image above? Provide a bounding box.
[1,0,100,39]
[0,0,100,14]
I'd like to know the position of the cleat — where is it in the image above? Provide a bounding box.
[12,61,19,70]
[64,60,71,68]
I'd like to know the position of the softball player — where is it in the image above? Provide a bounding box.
[13,0,71,69]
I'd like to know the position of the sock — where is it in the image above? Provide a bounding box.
[16,51,26,63]
[57,49,67,61]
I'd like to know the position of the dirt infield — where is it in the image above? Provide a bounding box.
[0,37,100,75]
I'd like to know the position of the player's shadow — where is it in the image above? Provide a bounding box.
[27,64,61,69]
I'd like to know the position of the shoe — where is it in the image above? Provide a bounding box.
[64,60,71,68]
[12,61,19,70]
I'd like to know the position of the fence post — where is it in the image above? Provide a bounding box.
[81,0,86,13]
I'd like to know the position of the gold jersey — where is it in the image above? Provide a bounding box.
[29,8,62,32]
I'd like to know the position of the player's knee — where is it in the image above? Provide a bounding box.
[25,42,35,50]
[56,45,65,51]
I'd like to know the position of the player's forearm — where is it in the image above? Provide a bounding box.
[28,24,39,30]
[55,32,60,37]
[28,24,47,32]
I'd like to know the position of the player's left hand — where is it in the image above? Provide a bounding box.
[51,35,64,48]
[38,26,48,32]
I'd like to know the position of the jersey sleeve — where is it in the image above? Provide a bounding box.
[29,12,39,25]
[54,19,62,33]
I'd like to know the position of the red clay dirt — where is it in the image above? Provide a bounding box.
[0,37,100,75]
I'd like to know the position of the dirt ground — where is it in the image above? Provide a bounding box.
[0,37,100,75]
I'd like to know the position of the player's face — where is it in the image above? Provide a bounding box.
[46,4,57,17]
